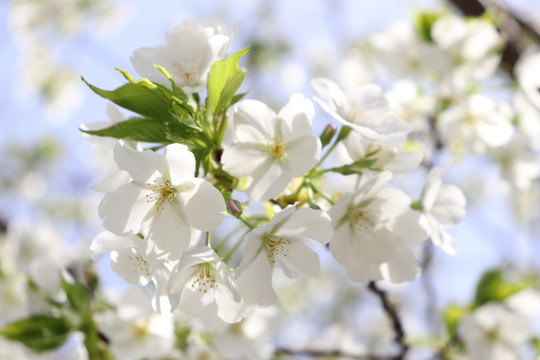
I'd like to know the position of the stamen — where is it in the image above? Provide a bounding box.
[146,180,177,210]
[265,236,291,264]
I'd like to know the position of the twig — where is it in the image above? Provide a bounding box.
[274,347,399,359]
[367,281,408,360]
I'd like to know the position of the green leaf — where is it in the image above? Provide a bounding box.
[208,48,249,115]
[82,71,176,123]
[81,117,171,143]
[61,279,88,312]
[443,304,467,338]
[153,65,190,104]
[412,11,440,42]
[329,158,377,175]
[473,269,531,308]
[165,122,204,143]
[0,315,73,352]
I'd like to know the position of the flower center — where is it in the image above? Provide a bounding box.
[172,58,199,86]
[349,104,369,125]
[268,139,286,160]
[264,235,291,264]
[133,319,150,338]
[146,180,177,210]
[349,207,377,232]
[191,265,218,293]
[127,253,151,277]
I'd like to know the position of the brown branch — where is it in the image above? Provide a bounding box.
[447,0,540,75]
[367,281,408,360]
[274,348,398,360]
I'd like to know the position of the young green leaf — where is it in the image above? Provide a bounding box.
[0,315,74,352]
[208,47,249,115]
[81,118,171,143]
[81,72,176,123]
[473,269,531,308]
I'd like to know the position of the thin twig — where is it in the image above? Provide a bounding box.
[367,281,408,360]
[274,347,399,359]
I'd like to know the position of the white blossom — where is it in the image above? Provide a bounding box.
[328,171,428,283]
[99,142,225,261]
[222,94,321,200]
[438,94,514,154]
[311,78,411,141]
[418,163,466,255]
[235,204,333,306]
[458,303,532,360]
[168,247,242,329]
[98,288,175,360]
[131,19,234,93]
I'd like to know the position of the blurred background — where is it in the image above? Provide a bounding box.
[2,0,540,358]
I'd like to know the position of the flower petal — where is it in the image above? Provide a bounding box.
[113,142,164,183]
[164,144,196,184]
[99,182,154,236]
[235,250,277,307]
[182,179,225,231]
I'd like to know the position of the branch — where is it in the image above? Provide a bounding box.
[274,348,399,359]
[368,281,408,360]
[447,0,540,74]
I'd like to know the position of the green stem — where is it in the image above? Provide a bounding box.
[223,230,250,262]
[310,183,334,205]
[238,215,256,230]
[205,232,211,247]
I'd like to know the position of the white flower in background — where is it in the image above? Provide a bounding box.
[417,163,466,255]
[235,204,333,306]
[438,94,514,155]
[98,287,175,360]
[340,127,422,180]
[131,19,234,93]
[458,303,532,360]
[369,21,449,78]
[168,247,242,329]
[432,14,502,95]
[91,231,162,287]
[329,172,428,283]
[99,142,225,261]
[515,50,540,150]
[311,78,411,141]
[491,135,540,192]
[82,104,136,193]
[222,94,321,200]
[514,92,540,151]
[386,80,436,132]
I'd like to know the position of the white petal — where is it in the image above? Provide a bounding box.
[182,179,225,231]
[90,231,135,261]
[311,78,348,114]
[235,249,277,307]
[232,100,277,142]
[393,210,429,246]
[110,248,152,286]
[432,184,467,228]
[113,142,164,183]
[164,144,196,184]
[130,45,172,87]
[246,160,289,200]
[222,142,269,178]
[381,248,421,283]
[279,93,315,140]
[145,201,191,260]
[284,136,321,177]
[99,182,154,235]
[277,240,320,278]
[274,207,333,244]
